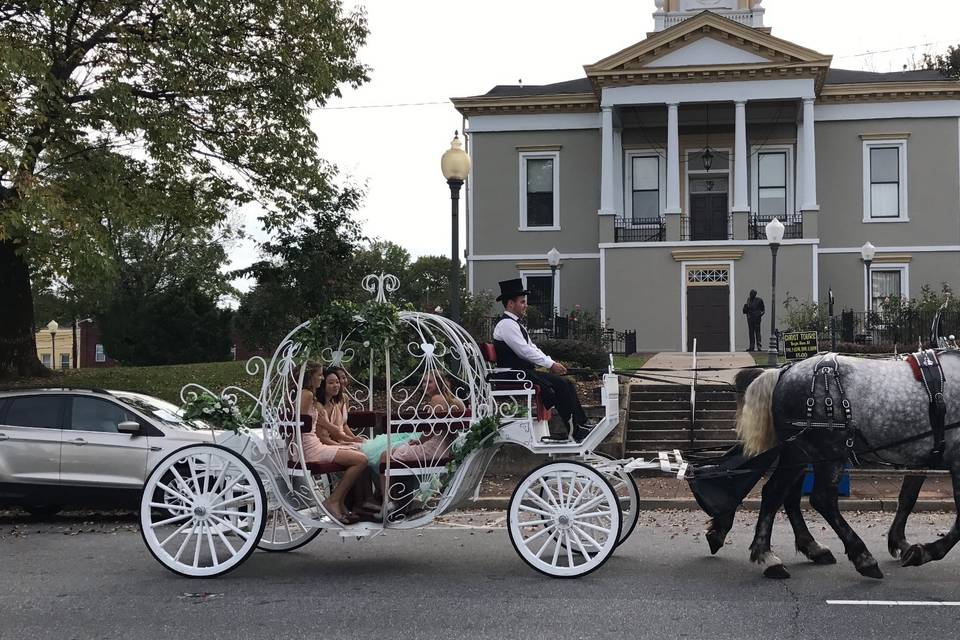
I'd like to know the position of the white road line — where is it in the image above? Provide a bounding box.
[827,600,960,606]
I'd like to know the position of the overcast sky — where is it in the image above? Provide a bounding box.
[227,0,960,291]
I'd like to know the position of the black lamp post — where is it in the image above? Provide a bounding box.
[861,241,876,326]
[440,131,471,324]
[547,247,561,337]
[765,217,785,367]
[46,320,58,369]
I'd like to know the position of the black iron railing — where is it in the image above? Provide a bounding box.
[749,214,804,240]
[680,214,733,241]
[614,217,664,242]
[481,316,636,355]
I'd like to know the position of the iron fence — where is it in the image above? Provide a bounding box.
[748,213,804,240]
[680,214,733,241]
[480,316,636,356]
[785,309,960,350]
[614,216,664,242]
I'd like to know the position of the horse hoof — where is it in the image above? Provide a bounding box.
[857,563,884,579]
[706,531,725,555]
[809,548,837,566]
[901,545,926,567]
[763,564,791,579]
[888,544,902,560]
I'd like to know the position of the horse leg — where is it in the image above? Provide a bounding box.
[783,469,836,565]
[706,510,735,555]
[887,474,925,559]
[808,461,882,579]
[748,458,800,579]
[901,468,960,567]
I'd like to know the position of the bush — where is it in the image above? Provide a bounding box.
[536,338,608,371]
[834,342,898,355]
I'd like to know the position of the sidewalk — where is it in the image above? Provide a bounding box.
[639,351,755,385]
[477,471,956,512]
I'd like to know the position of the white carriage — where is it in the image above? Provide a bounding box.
[138,274,652,579]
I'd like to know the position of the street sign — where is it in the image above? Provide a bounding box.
[783,331,818,360]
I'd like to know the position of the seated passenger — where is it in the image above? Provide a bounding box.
[315,368,362,445]
[390,371,465,467]
[296,361,367,524]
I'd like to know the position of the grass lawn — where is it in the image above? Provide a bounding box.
[612,353,652,371]
[750,351,786,366]
[0,361,260,405]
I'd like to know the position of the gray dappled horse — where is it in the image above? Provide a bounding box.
[727,351,960,579]
[703,367,930,579]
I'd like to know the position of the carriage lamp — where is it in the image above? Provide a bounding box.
[441,131,471,324]
[765,218,784,366]
[861,241,876,314]
[547,247,562,336]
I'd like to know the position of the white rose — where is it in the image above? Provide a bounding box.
[202,408,212,414]
[362,340,370,348]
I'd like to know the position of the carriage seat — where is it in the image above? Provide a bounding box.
[480,343,551,422]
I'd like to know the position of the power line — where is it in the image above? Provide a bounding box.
[833,40,954,60]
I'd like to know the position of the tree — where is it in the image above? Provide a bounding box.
[922,45,960,79]
[404,255,464,312]
[0,1,369,376]
[234,191,364,350]
[99,278,232,365]
[349,240,411,301]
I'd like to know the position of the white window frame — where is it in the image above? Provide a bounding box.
[60,353,70,370]
[862,139,909,222]
[95,344,106,363]
[751,144,795,217]
[518,269,560,317]
[519,151,560,231]
[624,150,666,221]
[41,353,52,368]
[863,262,909,311]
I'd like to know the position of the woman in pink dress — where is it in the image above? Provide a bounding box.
[297,362,367,524]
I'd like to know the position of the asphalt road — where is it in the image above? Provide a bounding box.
[3,509,960,640]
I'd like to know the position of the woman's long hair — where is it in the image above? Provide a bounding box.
[301,361,324,391]
[316,367,344,405]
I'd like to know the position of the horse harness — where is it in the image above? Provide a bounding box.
[787,350,949,467]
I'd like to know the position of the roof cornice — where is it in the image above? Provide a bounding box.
[819,81,960,103]
[450,92,599,117]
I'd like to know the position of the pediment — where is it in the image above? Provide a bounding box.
[585,11,830,76]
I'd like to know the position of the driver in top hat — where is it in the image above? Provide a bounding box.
[492,278,593,442]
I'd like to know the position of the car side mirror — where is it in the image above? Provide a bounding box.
[117,421,142,435]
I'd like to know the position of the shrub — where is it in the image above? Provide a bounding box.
[536,338,608,371]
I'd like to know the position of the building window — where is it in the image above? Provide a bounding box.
[41,353,52,368]
[751,145,793,217]
[519,271,558,330]
[95,344,106,363]
[626,153,665,222]
[863,139,908,221]
[519,152,559,230]
[866,264,909,312]
[60,353,70,370]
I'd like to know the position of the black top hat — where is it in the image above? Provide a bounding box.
[496,278,529,302]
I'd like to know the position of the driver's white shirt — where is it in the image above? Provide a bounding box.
[492,311,555,369]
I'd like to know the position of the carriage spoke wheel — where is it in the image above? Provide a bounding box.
[257,486,322,552]
[140,445,266,578]
[508,460,621,578]
[581,452,640,547]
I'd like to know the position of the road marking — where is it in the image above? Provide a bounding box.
[827,600,960,606]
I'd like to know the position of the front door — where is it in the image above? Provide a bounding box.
[686,266,731,352]
[689,193,728,241]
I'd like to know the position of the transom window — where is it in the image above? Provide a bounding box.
[519,152,560,230]
[862,139,908,222]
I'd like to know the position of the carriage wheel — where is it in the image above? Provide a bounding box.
[508,460,621,578]
[581,452,640,547]
[140,444,266,578]
[257,485,322,552]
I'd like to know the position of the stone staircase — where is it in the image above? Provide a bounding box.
[625,384,739,459]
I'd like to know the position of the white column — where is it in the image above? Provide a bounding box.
[732,100,750,213]
[666,102,681,214]
[800,97,819,211]
[599,106,615,216]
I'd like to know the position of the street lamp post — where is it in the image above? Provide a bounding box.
[547,247,561,337]
[46,320,59,370]
[861,242,876,328]
[440,131,471,324]
[765,218,785,367]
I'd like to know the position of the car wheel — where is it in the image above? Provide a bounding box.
[23,504,62,518]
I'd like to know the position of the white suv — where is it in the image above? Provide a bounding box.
[0,388,223,516]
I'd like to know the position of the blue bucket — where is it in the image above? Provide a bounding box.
[801,464,850,497]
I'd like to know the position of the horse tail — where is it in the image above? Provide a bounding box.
[736,368,780,457]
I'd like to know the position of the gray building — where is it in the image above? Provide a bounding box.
[452,0,960,352]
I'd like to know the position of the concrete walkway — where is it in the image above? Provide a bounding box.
[639,351,756,385]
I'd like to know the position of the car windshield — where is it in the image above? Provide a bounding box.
[112,392,211,431]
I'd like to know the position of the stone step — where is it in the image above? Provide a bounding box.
[625,440,739,453]
[626,419,690,431]
[630,400,690,411]
[630,392,691,403]
[627,427,736,440]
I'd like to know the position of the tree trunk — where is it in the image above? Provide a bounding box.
[0,238,47,378]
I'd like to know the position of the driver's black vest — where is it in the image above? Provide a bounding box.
[493,314,534,371]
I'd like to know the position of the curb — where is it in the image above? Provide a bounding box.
[470,496,955,512]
